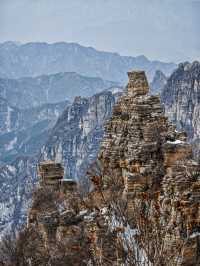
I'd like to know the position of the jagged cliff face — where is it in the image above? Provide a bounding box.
[99,71,200,265]
[41,90,120,180]
[161,62,200,157]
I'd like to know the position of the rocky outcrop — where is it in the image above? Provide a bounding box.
[99,70,200,265]
[26,160,122,266]
[161,61,200,158]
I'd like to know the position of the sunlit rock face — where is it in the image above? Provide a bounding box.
[99,70,200,265]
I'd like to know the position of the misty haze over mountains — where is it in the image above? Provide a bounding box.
[0,41,176,83]
[0,0,199,62]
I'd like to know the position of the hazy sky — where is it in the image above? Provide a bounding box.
[0,0,199,62]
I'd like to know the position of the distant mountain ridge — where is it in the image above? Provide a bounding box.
[0,41,176,82]
[0,72,117,108]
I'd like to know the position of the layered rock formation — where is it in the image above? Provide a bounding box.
[26,161,122,266]
[99,70,200,265]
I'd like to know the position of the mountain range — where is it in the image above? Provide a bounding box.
[0,71,117,108]
[0,42,176,82]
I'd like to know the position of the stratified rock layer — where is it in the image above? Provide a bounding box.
[99,70,200,265]
[27,160,122,265]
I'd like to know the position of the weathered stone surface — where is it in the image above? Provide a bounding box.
[24,69,200,265]
[27,161,122,265]
[99,70,200,265]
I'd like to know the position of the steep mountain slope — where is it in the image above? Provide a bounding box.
[0,101,68,163]
[41,90,121,180]
[0,42,176,82]
[0,72,117,108]
[161,61,200,146]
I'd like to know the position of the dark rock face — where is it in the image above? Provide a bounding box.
[150,70,167,94]
[0,42,176,82]
[41,90,120,180]
[161,61,200,157]
[0,72,117,108]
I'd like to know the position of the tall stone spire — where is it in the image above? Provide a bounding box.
[99,70,200,265]
[127,70,149,96]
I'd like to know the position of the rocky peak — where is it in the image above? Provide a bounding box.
[99,70,200,265]
[127,70,149,96]
[100,72,165,195]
